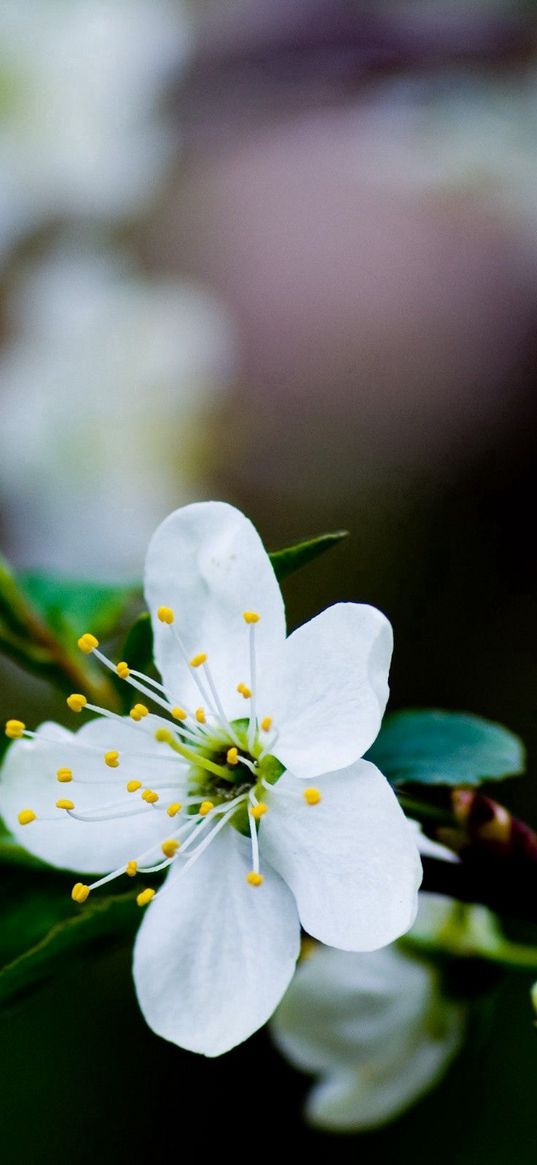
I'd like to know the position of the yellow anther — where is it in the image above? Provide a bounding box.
[304,787,322,806]
[155,728,173,743]
[5,719,25,739]
[71,883,90,903]
[126,780,142,793]
[67,693,87,713]
[130,703,149,721]
[126,860,138,877]
[236,683,252,699]
[199,800,214,817]
[172,707,187,721]
[104,751,120,768]
[226,747,239,766]
[137,888,156,907]
[157,606,174,624]
[141,789,159,804]
[261,716,273,732]
[190,652,208,668]
[167,802,182,817]
[56,799,75,810]
[18,809,36,825]
[250,802,267,820]
[116,661,130,678]
[77,633,99,654]
[161,839,180,858]
[246,871,264,886]
[56,768,73,783]
[195,707,206,724]
[243,611,260,624]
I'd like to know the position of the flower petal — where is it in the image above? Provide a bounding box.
[144,501,286,719]
[273,603,393,780]
[132,826,300,1056]
[261,760,421,950]
[0,717,179,873]
[272,940,464,1131]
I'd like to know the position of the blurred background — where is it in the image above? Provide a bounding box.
[1,1,537,1160]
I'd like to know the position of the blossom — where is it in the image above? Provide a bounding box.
[0,502,421,1055]
[271,894,468,1132]
[0,0,190,256]
[0,243,233,574]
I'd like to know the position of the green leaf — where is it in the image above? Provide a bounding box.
[20,573,140,641]
[0,891,138,1005]
[367,709,525,787]
[269,531,348,582]
[121,612,153,675]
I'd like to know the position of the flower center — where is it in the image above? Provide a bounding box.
[13,608,287,906]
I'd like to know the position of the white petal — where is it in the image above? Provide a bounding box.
[272,943,433,1070]
[410,818,460,863]
[0,717,182,873]
[272,941,465,1131]
[133,826,300,1056]
[261,760,422,950]
[144,501,286,719]
[273,603,393,780]
[306,1021,463,1132]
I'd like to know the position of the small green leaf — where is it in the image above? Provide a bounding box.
[0,891,138,1005]
[20,573,140,641]
[269,531,348,582]
[367,709,525,787]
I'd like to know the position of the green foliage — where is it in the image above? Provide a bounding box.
[121,611,153,674]
[367,709,525,787]
[269,531,348,582]
[0,887,138,1005]
[20,572,139,642]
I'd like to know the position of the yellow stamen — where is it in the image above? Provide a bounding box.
[261,716,272,732]
[226,747,239,766]
[157,606,174,624]
[250,802,267,820]
[243,611,260,624]
[56,768,73,783]
[71,883,90,903]
[155,728,173,743]
[161,839,180,857]
[199,800,214,817]
[77,632,99,654]
[190,652,208,668]
[167,802,182,817]
[126,780,142,793]
[56,799,75,810]
[130,703,149,721]
[304,787,322,806]
[172,707,187,721]
[195,707,206,724]
[18,809,36,825]
[141,789,159,804]
[246,871,264,886]
[116,661,130,678]
[126,860,138,877]
[137,888,156,907]
[67,693,87,713]
[104,751,120,768]
[5,719,25,739]
[236,683,252,698]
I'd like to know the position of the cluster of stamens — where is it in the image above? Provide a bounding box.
[6,606,322,909]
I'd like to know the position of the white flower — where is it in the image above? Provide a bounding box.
[271,894,467,1132]
[0,242,233,574]
[0,501,421,1056]
[0,0,190,255]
